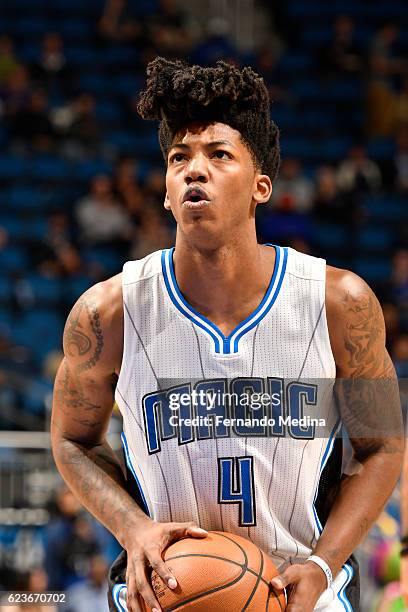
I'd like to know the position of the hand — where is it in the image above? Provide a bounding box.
[271,561,328,612]
[124,518,207,612]
[401,555,408,607]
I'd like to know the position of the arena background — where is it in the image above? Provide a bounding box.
[0,0,407,610]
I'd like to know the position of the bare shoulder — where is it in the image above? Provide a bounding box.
[325,266,393,377]
[63,273,123,375]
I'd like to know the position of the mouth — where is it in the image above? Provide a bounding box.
[182,186,210,210]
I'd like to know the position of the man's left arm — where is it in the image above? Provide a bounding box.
[272,268,404,611]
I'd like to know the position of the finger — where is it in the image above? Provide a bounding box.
[271,565,301,590]
[168,521,208,540]
[135,564,163,612]
[125,581,143,612]
[148,553,178,590]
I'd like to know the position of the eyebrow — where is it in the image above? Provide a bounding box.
[170,140,235,151]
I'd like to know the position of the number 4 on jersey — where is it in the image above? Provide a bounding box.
[218,456,256,527]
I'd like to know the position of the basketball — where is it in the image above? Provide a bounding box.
[143,531,286,611]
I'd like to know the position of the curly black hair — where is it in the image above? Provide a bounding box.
[137,57,280,180]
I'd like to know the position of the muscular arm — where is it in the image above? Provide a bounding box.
[51,277,150,548]
[313,267,403,577]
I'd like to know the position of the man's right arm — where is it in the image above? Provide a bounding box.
[51,277,147,545]
[51,277,206,612]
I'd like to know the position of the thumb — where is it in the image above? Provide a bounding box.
[271,566,300,590]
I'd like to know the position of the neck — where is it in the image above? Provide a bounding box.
[172,232,276,333]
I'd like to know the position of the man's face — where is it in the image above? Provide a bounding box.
[165,122,271,249]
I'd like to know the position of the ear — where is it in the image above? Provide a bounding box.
[253,174,272,206]
[164,191,171,210]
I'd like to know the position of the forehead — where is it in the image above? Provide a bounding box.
[172,122,243,148]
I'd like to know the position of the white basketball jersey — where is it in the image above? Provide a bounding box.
[114,245,356,611]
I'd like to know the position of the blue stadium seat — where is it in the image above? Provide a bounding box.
[65,47,98,66]
[26,274,61,304]
[313,223,348,250]
[354,259,392,284]
[364,197,406,222]
[366,138,395,160]
[102,46,137,66]
[280,137,311,159]
[12,309,63,362]
[31,156,70,181]
[0,216,27,241]
[0,247,27,271]
[0,278,10,302]
[59,20,91,40]
[7,186,49,211]
[66,276,94,303]
[15,18,51,37]
[83,247,123,275]
[356,227,394,252]
[79,73,110,95]
[0,155,27,180]
[95,100,122,123]
[319,138,352,161]
[279,53,313,72]
[115,74,143,96]
[72,158,113,181]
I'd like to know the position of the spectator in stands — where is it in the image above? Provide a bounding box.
[367,23,406,137]
[391,334,408,377]
[1,567,57,611]
[75,175,133,246]
[313,165,350,222]
[254,45,290,103]
[390,249,408,313]
[148,0,193,59]
[45,487,102,590]
[0,65,31,119]
[9,89,56,152]
[64,554,110,612]
[66,93,101,156]
[143,167,167,208]
[34,213,83,278]
[192,17,238,66]
[98,0,141,43]
[30,33,73,97]
[320,15,363,76]
[394,76,408,133]
[0,36,21,85]
[382,302,401,351]
[114,157,144,224]
[271,157,314,213]
[130,208,173,260]
[394,128,408,193]
[336,146,382,195]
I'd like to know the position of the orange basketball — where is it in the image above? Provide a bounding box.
[144,531,286,611]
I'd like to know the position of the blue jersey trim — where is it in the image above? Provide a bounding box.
[121,432,150,517]
[161,245,288,355]
[112,583,127,611]
[338,563,353,611]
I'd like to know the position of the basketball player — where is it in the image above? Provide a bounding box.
[51,58,403,611]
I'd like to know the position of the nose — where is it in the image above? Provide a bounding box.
[184,153,208,184]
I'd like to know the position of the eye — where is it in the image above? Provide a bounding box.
[212,150,231,160]
[170,153,186,163]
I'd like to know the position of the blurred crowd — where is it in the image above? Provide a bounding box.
[0,0,407,609]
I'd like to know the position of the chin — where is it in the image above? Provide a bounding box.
[182,220,225,251]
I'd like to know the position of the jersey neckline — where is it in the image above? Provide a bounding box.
[161,244,288,356]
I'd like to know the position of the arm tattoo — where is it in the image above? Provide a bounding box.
[336,288,403,456]
[54,361,104,430]
[64,298,104,374]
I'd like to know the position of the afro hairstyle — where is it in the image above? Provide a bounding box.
[137,57,280,180]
